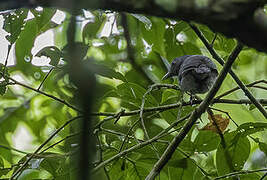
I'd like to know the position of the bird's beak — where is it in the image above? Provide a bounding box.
[162,72,171,80]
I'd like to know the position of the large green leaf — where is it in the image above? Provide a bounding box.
[40,153,70,178]
[216,132,250,176]
[31,8,57,31]
[194,130,221,152]
[141,17,166,56]
[15,8,57,76]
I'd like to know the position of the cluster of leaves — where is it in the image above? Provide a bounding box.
[0,7,266,180]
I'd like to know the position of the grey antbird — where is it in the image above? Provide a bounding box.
[162,55,218,94]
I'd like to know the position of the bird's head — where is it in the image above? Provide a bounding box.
[162,56,190,80]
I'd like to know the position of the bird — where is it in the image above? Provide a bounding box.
[162,55,218,95]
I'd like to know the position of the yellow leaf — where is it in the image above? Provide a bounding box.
[201,114,230,133]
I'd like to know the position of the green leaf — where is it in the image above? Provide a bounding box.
[239,173,261,180]
[0,64,9,96]
[14,19,40,75]
[164,27,184,60]
[40,153,69,177]
[116,82,158,109]
[182,42,201,55]
[0,167,9,177]
[61,42,89,61]
[31,8,57,32]
[36,46,62,66]
[15,8,57,76]
[231,136,250,171]
[131,14,152,30]
[0,83,7,96]
[3,9,29,44]
[237,122,267,137]
[90,63,127,82]
[216,132,250,176]
[0,157,3,168]
[17,169,40,180]
[0,63,9,79]
[141,17,166,56]
[161,89,179,103]
[214,34,236,53]
[194,130,220,152]
[259,142,267,155]
[82,16,102,42]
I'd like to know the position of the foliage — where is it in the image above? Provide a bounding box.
[0,7,266,180]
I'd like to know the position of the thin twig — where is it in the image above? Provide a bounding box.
[210,33,217,46]
[189,23,267,119]
[176,148,211,178]
[0,144,28,155]
[215,80,267,99]
[40,132,80,153]
[6,75,82,112]
[101,127,169,144]
[96,130,110,180]
[145,42,243,180]
[113,109,126,124]
[37,67,54,90]
[209,107,239,127]
[3,44,11,77]
[119,119,139,152]
[214,168,267,180]
[10,116,83,179]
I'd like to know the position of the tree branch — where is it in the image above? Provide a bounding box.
[91,98,267,117]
